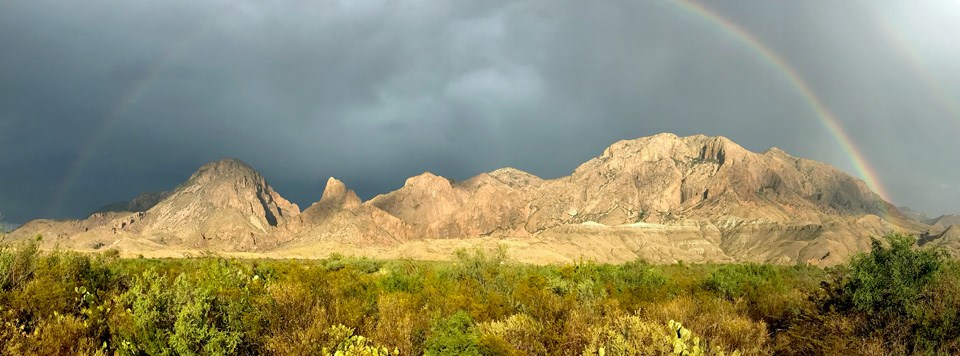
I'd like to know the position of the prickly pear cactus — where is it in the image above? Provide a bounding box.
[668,320,740,356]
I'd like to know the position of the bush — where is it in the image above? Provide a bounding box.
[113,259,265,355]
[424,311,480,356]
[1,313,107,355]
[371,293,425,355]
[840,233,943,320]
[0,239,39,291]
[452,246,509,292]
[261,280,332,355]
[703,263,783,300]
[613,259,668,302]
[323,324,396,356]
[583,314,669,355]
[800,233,956,354]
[476,313,546,355]
[636,295,770,354]
[3,240,957,354]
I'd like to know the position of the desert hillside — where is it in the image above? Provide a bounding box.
[8,134,931,265]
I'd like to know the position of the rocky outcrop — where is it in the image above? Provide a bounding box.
[125,159,300,250]
[7,134,931,265]
[297,177,409,244]
[10,159,302,251]
[288,133,921,264]
[922,225,960,258]
[362,170,535,238]
[929,214,960,227]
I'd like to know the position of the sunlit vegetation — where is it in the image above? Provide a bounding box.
[1,233,958,355]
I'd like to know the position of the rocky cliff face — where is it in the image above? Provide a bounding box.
[10,159,300,251]
[293,134,920,264]
[929,215,960,227]
[544,133,896,226]
[127,159,300,250]
[297,177,409,244]
[923,225,960,258]
[365,170,536,238]
[8,134,929,265]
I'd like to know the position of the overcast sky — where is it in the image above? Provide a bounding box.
[1,0,958,224]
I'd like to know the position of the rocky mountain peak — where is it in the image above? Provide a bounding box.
[6,134,930,265]
[764,147,789,156]
[600,133,683,162]
[595,133,749,167]
[186,158,262,185]
[686,135,751,166]
[318,177,361,210]
[486,167,543,188]
[404,172,453,189]
[125,159,300,250]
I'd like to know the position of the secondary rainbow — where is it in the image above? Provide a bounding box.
[876,20,960,130]
[49,2,896,216]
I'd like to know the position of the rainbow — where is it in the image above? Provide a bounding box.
[45,14,224,217]
[48,1,897,216]
[876,20,960,128]
[665,0,892,201]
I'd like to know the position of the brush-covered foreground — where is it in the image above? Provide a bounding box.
[0,233,958,355]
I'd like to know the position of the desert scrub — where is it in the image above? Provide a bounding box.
[583,313,671,355]
[112,259,267,355]
[782,233,960,355]
[0,238,39,291]
[323,324,397,356]
[370,293,427,355]
[424,311,481,356]
[635,295,771,354]
[261,281,333,355]
[703,263,784,301]
[0,234,956,354]
[583,317,741,356]
[668,320,742,356]
[476,313,546,355]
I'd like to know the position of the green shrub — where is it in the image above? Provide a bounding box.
[113,259,265,355]
[379,267,424,293]
[841,233,943,320]
[800,233,955,354]
[168,277,244,355]
[452,246,509,291]
[0,238,39,291]
[1,313,107,355]
[424,311,480,356]
[614,258,668,301]
[703,263,782,300]
[6,240,959,354]
[112,269,176,355]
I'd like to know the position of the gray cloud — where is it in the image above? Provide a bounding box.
[1,0,958,223]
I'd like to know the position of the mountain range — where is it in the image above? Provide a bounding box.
[7,133,952,265]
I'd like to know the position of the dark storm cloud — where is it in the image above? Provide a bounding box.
[1,0,958,223]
